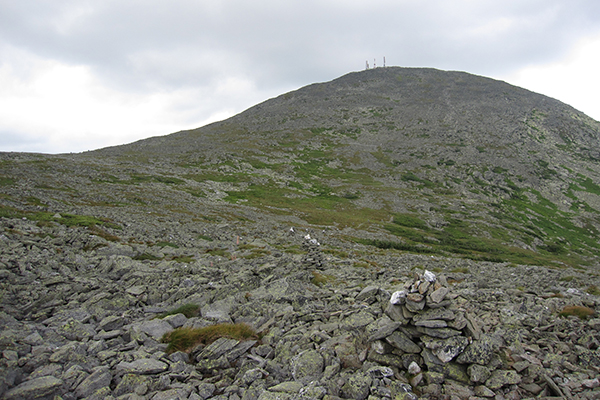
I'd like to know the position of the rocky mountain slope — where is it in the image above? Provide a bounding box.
[1,67,599,399]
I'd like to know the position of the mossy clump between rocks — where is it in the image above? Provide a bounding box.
[310,271,335,286]
[559,305,596,320]
[586,285,600,296]
[161,323,258,353]
[155,304,200,320]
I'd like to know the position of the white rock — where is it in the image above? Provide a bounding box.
[408,361,421,375]
[423,270,436,282]
[582,378,600,388]
[389,290,407,305]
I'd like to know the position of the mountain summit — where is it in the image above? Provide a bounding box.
[3,67,600,267]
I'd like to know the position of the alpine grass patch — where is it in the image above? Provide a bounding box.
[161,323,258,353]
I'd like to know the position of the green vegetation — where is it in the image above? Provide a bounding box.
[161,323,258,353]
[0,176,15,186]
[205,248,231,258]
[97,174,184,185]
[353,261,371,269]
[134,253,162,261]
[58,214,113,228]
[571,174,600,196]
[241,248,271,259]
[559,276,575,282]
[172,255,194,263]
[24,211,122,230]
[0,203,21,219]
[586,285,600,296]
[310,271,336,286]
[401,172,435,188]
[354,238,439,254]
[496,187,600,258]
[155,241,179,248]
[155,304,200,320]
[322,248,349,258]
[558,305,596,320]
[392,213,428,229]
[88,226,121,242]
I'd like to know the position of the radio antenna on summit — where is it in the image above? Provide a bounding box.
[383,56,386,67]
[366,60,369,70]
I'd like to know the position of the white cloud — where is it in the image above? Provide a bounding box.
[0,48,243,153]
[504,32,600,121]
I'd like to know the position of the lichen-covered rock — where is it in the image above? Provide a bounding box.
[467,363,492,383]
[117,358,168,375]
[114,374,151,397]
[386,331,421,353]
[267,381,304,393]
[341,310,376,329]
[292,349,324,383]
[456,334,498,365]
[74,366,112,398]
[4,375,64,400]
[340,372,372,400]
[485,369,522,389]
[428,336,470,363]
[130,319,173,341]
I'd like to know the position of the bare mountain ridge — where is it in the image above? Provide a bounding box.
[100,66,600,162]
[3,67,600,267]
[94,67,600,207]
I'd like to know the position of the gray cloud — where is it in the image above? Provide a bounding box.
[4,1,599,86]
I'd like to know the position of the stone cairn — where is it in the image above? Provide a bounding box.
[366,270,520,398]
[301,234,325,270]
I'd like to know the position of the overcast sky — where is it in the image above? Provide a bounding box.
[2,0,600,154]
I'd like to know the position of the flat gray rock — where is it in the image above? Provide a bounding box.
[74,367,112,398]
[386,331,421,353]
[4,376,63,400]
[196,337,240,360]
[117,358,168,375]
[132,319,173,341]
[414,319,448,328]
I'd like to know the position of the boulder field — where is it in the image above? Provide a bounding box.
[1,216,599,399]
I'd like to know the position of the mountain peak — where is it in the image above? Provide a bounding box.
[5,67,600,268]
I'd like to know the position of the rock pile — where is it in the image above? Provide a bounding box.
[301,234,325,270]
[0,216,599,399]
[366,270,524,398]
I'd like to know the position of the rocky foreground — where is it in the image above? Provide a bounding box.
[1,215,599,400]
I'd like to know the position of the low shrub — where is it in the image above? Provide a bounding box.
[172,255,195,263]
[161,323,257,353]
[311,271,335,286]
[586,285,600,296]
[155,304,200,319]
[205,248,230,258]
[559,305,596,320]
[134,253,162,261]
